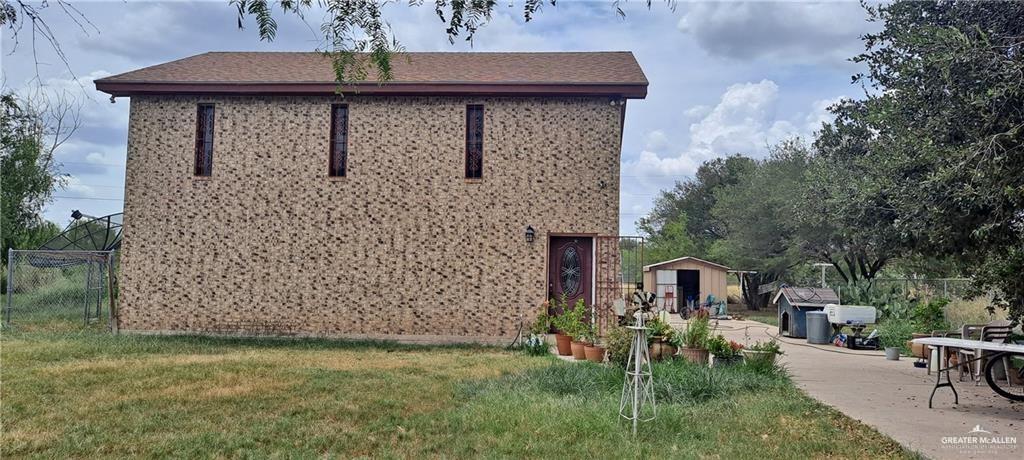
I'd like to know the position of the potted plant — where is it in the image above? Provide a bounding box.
[604,325,632,367]
[646,316,676,361]
[564,299,589,360]
[523,312,551,356]
[548,297,573,356]
[879,318,914,361]
[582,325,606,363]
[706,334,743,367]
[677,311,710,365]
[908,298,950,358]
[742,340,782,367]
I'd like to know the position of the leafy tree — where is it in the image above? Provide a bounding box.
[4,1,674,84]
[642,212,697,265]
[832,0,1024,323]
[796,100,901,286]
[229,1,672,83]
[1,91,75,261]
[637,155,755,256]
[709,141,809,310]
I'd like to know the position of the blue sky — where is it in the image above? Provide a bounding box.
[2,1,878,235]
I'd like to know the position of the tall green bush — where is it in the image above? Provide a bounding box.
[911,298,950,333]
[879,318,914,353]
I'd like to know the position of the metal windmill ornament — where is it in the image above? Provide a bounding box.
[619,290,657,435]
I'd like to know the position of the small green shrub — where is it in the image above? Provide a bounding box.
[676,311,710,349]
[522,334,548,356]
[645,315,673,344]
[705,334,742,359]
[746,340,781,354]
[604,325,633,367]
[530,311,550,335]
[462,358,790,405]
[549,298,589,341]
[878,318,914,352]
[912,297,950,333]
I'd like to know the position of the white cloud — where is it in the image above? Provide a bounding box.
[803,95,846,134]
[62,176,98,198]
[677,2,875,64]
[623,79,836,185]
[684,105,711,119]
[643,129,670,152]
[688,79,785,157]
[627,150,702,178]
[621,79,842,231]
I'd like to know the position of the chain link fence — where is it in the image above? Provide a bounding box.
[3,249,117,332]
[864,277,973,301]
[786,265,974,302]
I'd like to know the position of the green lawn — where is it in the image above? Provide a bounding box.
[1,331,917,458]
[743,312,780,327]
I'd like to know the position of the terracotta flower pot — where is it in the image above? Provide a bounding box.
[681,347,709,365]
[584,344,606,363]
[555,333,572,356]
[570,341,587,360]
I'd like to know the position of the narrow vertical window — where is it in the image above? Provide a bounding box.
[194,104,214,176]
[329,104,349,177]
[465,104,484,179]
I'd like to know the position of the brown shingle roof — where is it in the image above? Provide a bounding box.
[95,51,648,98]
[642,256,730,271]
[772,286,840,308]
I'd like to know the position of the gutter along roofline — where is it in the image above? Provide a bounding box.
[95,81,648,99]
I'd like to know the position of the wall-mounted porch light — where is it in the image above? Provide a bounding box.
[525,226,536,244]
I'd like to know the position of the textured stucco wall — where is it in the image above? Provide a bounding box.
[118,95,622,343]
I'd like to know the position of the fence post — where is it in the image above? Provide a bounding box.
[84,261,93,325]
[106,251,117,333]
[4,248,12,326]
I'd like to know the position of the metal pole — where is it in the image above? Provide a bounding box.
[5,248,13,326]
[632,329,640,435]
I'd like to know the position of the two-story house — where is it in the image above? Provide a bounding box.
[95,51,647,343]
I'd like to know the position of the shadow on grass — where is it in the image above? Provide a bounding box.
[0,328,508,366]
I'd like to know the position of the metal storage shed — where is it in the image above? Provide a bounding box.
[642,257,730,312]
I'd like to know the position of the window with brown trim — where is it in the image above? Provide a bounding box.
[194,104,215,176]
[329,104,349,177]
[465,104,484,179]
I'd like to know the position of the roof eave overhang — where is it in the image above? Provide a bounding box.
[642,256,730,272]
[95,81,648,99]
[790,303,831,308]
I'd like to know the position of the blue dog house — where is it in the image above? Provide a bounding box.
[773,286,839,338]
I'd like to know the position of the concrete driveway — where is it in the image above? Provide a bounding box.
[670,316,1022,459]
